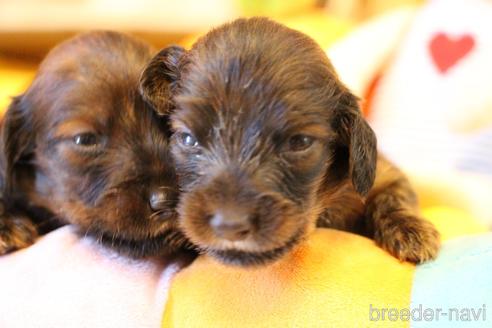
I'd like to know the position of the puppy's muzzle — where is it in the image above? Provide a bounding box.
[209,208,253,241]
[149,186,178,214]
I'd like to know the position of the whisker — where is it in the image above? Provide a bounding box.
[149,210,165,220]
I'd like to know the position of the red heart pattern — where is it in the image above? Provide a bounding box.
[429,33,475,74]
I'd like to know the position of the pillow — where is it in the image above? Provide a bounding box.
[163,227,492,327]
[0,226,189,328]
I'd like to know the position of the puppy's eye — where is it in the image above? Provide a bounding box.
[287,134,315,152]
[73,133,99,146]
[179,132,199,148]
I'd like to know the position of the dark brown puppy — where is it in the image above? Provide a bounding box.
[140,18,440,266]
[0,31,190,257]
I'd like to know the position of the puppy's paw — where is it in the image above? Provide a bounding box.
[374,211,440,264]
[0,214,38,255]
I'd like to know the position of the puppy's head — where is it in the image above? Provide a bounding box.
[140,18,377,265]
[1,31,189,257]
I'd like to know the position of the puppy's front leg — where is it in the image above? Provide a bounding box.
[0,200,38,255]
[365,157,440,263]
[0,96,39,255]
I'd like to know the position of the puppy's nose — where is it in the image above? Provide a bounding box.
[210,210,252,241]
[149,187,177,212]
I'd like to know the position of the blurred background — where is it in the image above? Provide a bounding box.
[0,0,422,109]
[0,0,491,236]
[0,0,422,57]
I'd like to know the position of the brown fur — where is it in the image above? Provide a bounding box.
[0,31,192,257]
[140,17,440,266]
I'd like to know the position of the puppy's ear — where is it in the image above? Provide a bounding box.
[139,45,186,115]
[0,96,34,194]
[334,92,377,196]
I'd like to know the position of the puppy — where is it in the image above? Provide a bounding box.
[0,31,190,257]
[140,18,440,266]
